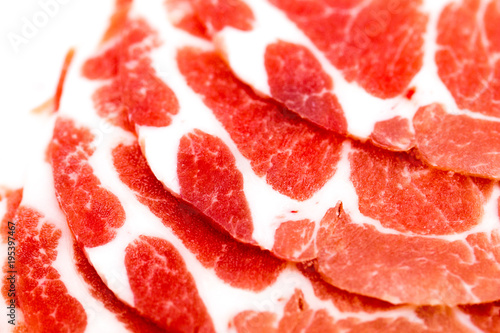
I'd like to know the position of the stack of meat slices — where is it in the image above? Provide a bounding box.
[4,0,500,331]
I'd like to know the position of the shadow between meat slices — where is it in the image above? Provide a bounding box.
[172,0,500,182]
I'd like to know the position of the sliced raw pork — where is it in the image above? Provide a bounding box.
[176,0,500,181]
[12,114,164,332]
[70,0,500,305]
[48,108,499,332]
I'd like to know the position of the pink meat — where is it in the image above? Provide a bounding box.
[316,203,500,305]
[414,104,500,179]
[349,141,486,235]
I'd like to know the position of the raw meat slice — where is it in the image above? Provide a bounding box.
[82,3,345,259]
[13,117,164,333]
[113,142,286,291]
[50,112,497,332]
[182,0,500,180]
[124,235,215,332]
[316,200,500,305]
[436,0,500,117]
[53,44,500,326]
[231,262,500,333]
[349,141,486,235]
[49,117,126,248]
[184,0,427,143]
[49,115,218,331]
[266,0,427,99]
[51,57,289,326]
[299,139,500,306]
[414,104,500,179]
[16,205,90,333]
[175,48,344,202]
[75,0,500,305]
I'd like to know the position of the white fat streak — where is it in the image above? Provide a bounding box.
[18,117,133,332]
[85,128,137,306]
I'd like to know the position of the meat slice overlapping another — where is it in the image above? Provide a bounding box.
[6,0,500,330]
[3,115,165,333]
[46,97,500,332]
[71,0,500,306]
[174,0,500,181]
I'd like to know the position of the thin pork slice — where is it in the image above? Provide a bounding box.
[81,1,343,258]
[76,0,500,305]
[174,0,500,181]
[49,5,500,319]
[13,114,164,332]
[48,106,499,332]
[114,136,500,333]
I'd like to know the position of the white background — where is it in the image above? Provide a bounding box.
[0,0,109,189]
